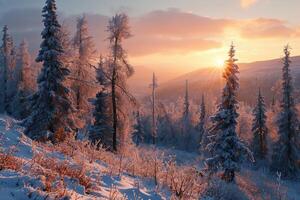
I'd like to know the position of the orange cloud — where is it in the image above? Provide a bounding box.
[238,18,296,38]
[240,0,258,8]
[125,37,221,56]
[133,9,231,38]
[5,8,299,58]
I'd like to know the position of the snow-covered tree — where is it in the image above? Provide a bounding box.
[107,13,135,151]
[206,44,252,182]
[89,57,112,148]
[251,88,268,160]
[132,111,145,146]
[182,80,191,135]
[12,40,34,119]
[23,0,75,141]
[0,25,15,113]
[16,40,33,93]
[72,15,96,112]
[150,72,158,144]
[198,95,207,151]
[59,23,74,68]
[270,45,300,178]
[156,102,175,144]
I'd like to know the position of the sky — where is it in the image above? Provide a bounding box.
[1,0,300,77]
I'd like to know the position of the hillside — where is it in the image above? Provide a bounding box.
[157,56,300,106]
[1,116,300,200]
[0,116,167,199]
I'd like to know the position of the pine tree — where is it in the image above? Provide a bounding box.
[183,80,190,121]
[270,45,300,178]
[13,40,34,119]
[72,15,96,112]
[206,44,252,182]
[182,80,191,135]
[198,95,207,150]
[107,13,134,151]
[89,57,113,148]
[150,72,158,144]
[132,111,145,146]
[251,88,268,160]
[0,25,14,113]
[23,0,74,141]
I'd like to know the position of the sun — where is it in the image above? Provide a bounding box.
[215,58,225,69]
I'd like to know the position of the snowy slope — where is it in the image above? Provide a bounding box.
[0,116,167,200]
[1,115,300,200]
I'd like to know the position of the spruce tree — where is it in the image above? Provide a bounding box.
[150,72,158,144]
[206,44,252,182]
[0,25,14,113]
[23,0,74,140]
[198,95,207,151]
[270,45,299,178]
[251,88,268,160]
[181,80,191,135]
[89,57,113,148]
[132,111,145,146]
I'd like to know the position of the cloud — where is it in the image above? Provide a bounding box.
[239,18,296,38]
[125,37,221,56]
[240,0,258,8]
[0,8,299,57]
[133,8,230,38]
[64,9,227,56]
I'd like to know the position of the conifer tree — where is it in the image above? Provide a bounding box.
[182,80,191,135]
[251,88,268,160]
[206,44,252,182]
[270,45,299,178]
[132,111,145,146]
[0,25,14,113]
[150,72,158,144]
[23,0,74,140]
[89,57,113,148]
[198,95,207,150]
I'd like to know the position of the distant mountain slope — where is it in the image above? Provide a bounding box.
[157,56,300,106]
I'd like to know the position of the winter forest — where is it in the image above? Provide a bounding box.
[0,0,300,199]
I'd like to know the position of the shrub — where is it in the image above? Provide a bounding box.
[0,146,23,171]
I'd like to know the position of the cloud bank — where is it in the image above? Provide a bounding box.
[0,8,298,57]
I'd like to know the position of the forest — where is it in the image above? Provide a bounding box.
[0,0,299,199]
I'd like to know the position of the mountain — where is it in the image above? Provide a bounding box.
[156,56,300,106]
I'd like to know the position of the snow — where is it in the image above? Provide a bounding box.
[0,115,167,199]
[0,115,299,199]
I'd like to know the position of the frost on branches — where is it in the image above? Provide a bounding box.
[89,57,113,149]
[206,44,252,183]
[0,25,15,114]
[251,88,268,160]
[270,45,300,178]
[23,0,74,141]
[107,13,135,151]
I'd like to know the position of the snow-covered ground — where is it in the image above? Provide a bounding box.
[1,115,300,200]
[0,116,168,199]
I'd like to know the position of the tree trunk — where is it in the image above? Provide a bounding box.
[112,38,118,152]
[152,83,156,145]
